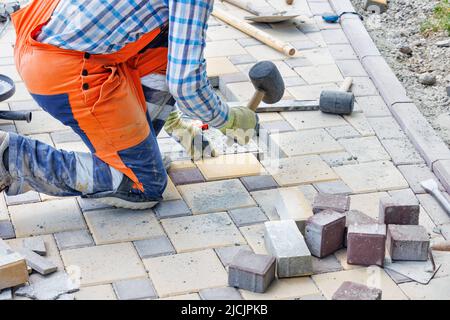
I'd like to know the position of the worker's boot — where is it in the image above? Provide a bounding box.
[85,175,160,210]
[0,132,12,192]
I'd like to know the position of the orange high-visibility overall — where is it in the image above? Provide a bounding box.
[11,0,170,197]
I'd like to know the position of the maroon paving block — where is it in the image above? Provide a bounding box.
[344,210,377,247]
[347,224,386,266]
[312,193,350,214]
[305,210,346,258]
[386,225,429,261]
[378,195,420,225]
[0,221,15,240]
[168,167,205,185]
[332,281,382,300]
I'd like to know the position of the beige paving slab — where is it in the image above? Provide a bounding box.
[281,111,347,131]
[162,212,246,253]
[61,243,146,287]
[301,48,335,65]
[16,110,68,135]
[257,112,284,123]
[287,83,339,100]
[239,223,267,254]
[275,187,313,224]
[85,208,165,245]
[144,249,228,298]
[163,177,181,201]
[245,45,286,61]
[206,25,247,41]
[344,112,375,137]
[339,136,391,163]
[5,82,32,102]
[262,155,338,187]
[206,57,239,77]
[158,293,201,300]
[349,192,389,220]
[75,284,117,300]
[10,198,86,237]
[204,40,247,58]
[28,133,54,146]
[271,129,344,157]
[240,277,321,300]
[55,141,90,153]
[333,248,364,271]
[178,179,255,214]
[0,194,8,221]
[195,153,265,181]
[334,161,409,194]
[225,81,255,101]
[399,276,450,300]
[312,267,408,300]
[294,64,343,84]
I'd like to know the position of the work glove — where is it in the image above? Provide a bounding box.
[164,111,216,160]
[219,106,258,145]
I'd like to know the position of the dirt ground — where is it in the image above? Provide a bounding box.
[351,0,450,147]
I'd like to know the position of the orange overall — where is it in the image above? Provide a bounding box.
[10,0,171,197]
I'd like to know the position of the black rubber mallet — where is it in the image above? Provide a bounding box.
[319,77,355,115]
[247,61,285,111]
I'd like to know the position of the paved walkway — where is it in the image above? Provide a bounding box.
[0,0,449,300]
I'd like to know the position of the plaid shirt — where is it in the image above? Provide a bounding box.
[37,0,229,128]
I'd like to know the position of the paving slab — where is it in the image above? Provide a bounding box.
[275,187,314,233]
[199,287,242,300]
[380,138,424,166]
[287,83,339,100]
[5,191,40,206]
[312,255,344,274]
[336,60,368,77]
[355,95,391,117]
[15,272,79,300]
[74,284,116,300]
[294,64,344,84]
[113,278,157,300]
[239,277,320,300]
[133,236,175,259]
[332,281,382,300]
[240,175,278,192]
[84,208,165,245]
[144,249,228,298]
[204,40,247,58]
[240,224,268,255]
[417,194,450,226]
[399,276,450,300]
[313,180,352,195]
[349,192,389,220]
[168,167,205,185]
[153,200,191,219]
[215,245,251,268]
[0,220,15,239]
[344,112,375,136]
[60,243,147,287]
[229,207,268,227]
[9,198,86,237]
[54,229,94,251]
[339,136,390,163]
[325,125,361,140]
[178,179,255,214]
[162,212,245,253]
[281,111,347,131]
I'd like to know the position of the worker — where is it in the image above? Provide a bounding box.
[0,0,257,209]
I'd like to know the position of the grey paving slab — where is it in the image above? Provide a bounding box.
[54,229,94,251]
[113,278,157,300]
[153,200,191,219]
[134,236,175,259]
[229,207,268,227]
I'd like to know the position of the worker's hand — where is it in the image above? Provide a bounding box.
[164,111,216,160]
[219,106,258,145]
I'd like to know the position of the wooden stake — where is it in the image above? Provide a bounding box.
[212,8,297,57]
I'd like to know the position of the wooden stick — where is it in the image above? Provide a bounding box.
[431,241,450,252]
[212,8,297,57]
[339,77,353,92]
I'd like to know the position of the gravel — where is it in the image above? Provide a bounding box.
[351,0,450,146]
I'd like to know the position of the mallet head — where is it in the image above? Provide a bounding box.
[248,61,285,104]
[319,90,354,115]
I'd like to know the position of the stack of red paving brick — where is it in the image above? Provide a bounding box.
[227,192,430,300]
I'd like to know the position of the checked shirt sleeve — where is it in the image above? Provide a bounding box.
[167,0,229,128]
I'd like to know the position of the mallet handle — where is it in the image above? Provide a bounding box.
[212,8,297,57]
[339,77,353,92]
[247,90,265,112]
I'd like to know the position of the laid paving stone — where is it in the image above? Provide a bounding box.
[281,111,348,131]
[162,177,182,201]
[275,187,314,233]
[265,220,313,277]
[9,198,86,237]
[168,167,205,185]
[312,194,350,214]
[240,175,278,192]
[328,44,357,60]
[321,28,349,44]
[85,208,164,245]
[76,197,112,212]
[339,136,390,163]
[178,179,255,215]
[380,138,424,166]
[399,275,450,300]
[5,191,40,206]
[350,192,389,220]
[74,284,117,300]
[199,287,242,300]
[344,210,377,247]
[206,57,238,77]
[0,289,12,300]
[17,247,58,275]
[240,276,321,300]
[294,64,344,84]
[229,207,268,227]
[23,236,46,256]
[245,44,286,60]
[308,1,333,15]
[236,37,262,47]
[112,278,157,300]
[153,200,191,219]
[54,229,94,251]
[313,180,352,195]
[433,160,450,194]
[387,225,429,261]
[15,272,79,300]
[240,224,268,255]
[0,220,15,239]
[367,117,405,140]
[206,25,247,41]
[133,236,175,259]
[350,77,379,97]
[264,155,338,187]
[302,48,335,65]
[204,40,247,58]
[305,210,346,258]
[162,212,245,253]
[347,224,386,266]
[355,96,390,117]
[287,83,339,101]
[215,245,252,268]
[379,195,420,225]
[344,112,375,137]
[335,161,409,193]
[285,57,313,68]
[320,151,358,167]
[228,250,275,293]
[336,60,368,77]
[312,254,343,274]
[16,110,68,135]
[259,120,295,135]
[61,243,147,286]
[283,76,307,87]
[195,153,265,181]
[312,266,407,300]
[325,125,360,140]
[332,281,382,300]
[228,54,256,65]
[144,249,227,297]
[417,194,450,226]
